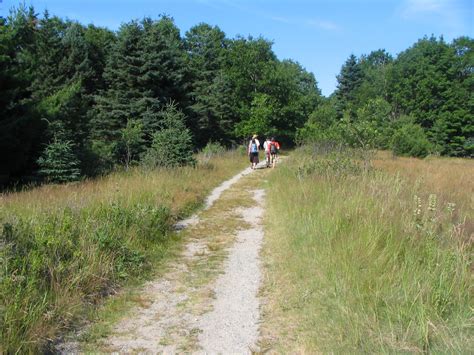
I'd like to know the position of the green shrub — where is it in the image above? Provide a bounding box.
[392,123,432,158]
[142,103,196,168]
[201,141,226,156]
[0,201,172,352]
[37,138,81,183]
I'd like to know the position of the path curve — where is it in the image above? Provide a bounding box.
[174,167,253,230]
[101,162,268,353]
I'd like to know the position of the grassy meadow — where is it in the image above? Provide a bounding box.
[0,150,246,353]
[261,147,473,353]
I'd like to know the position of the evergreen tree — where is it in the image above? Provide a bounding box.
[140,16,188,132]
[0,6,44,187]
[185,23,232,146]
[335,54,363,116]
[92,20,147,164]
[142,103,196,168]
[37,139,81,183]
[92,16,188,165]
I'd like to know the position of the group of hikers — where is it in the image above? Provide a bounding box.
[247,134,280,170]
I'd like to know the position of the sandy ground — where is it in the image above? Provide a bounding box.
[198,190,265,353]
[99,163,267,353]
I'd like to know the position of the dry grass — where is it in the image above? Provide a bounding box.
[374,151,474,232]
[0,150,248,353]
[259,149,473,353]
[1,151,246,218]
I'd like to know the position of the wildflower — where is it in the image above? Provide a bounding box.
[413,195,422,218]
[447,202,456,215]
[428,194,437,212]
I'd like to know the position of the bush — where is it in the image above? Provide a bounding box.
[201,141,226,156]
[392,123,432,158]
[198,142,226,169]
[142,103,196,168]
[37,138,81,183]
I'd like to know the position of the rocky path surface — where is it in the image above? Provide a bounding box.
[99,162,270,353]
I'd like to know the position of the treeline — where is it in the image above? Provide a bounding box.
[298,36,473,158]
[0,6,320,188]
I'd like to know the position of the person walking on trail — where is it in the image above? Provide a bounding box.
[263,137,272,168]
[270,137,280,168]
[248,134,260,170]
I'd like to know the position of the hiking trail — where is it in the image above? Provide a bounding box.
[75,161,272,353]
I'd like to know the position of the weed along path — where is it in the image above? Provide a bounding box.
[96,162,271,353]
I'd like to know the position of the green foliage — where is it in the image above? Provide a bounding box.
[201,141,226,156]
[0,199,172,352]
[38,80,82,117]
[119,119,144,169]
[355,98,393,149]
[1,8,323,187]
[296,99,340,144]
[235,93,278,138]
[37,138,81,183]
[335,54,363,115]
[142,103,196,168]
[304,37,472,158]
[392,121,433,158]
[389,36,473,156]
[185,24,232,146]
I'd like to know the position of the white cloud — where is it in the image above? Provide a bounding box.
[399,0,466,33]
[192,1,342,33]
[268,16,340,32]
[270,16,293,24]
[306,19,340,31]
[401,0,449,17]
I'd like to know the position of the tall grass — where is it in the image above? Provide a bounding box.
[0,150,246,353]
[262,146,472,352]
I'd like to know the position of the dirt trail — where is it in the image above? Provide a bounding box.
[97,162,270,353]
[198,190,265,353]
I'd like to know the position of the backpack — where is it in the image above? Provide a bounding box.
[251,143,258,153]
[270,143,277,153]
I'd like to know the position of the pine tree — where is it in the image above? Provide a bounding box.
[92,17,188,166]
[91,20,147,163]
[0,6,45,187]
[185,23,231,146]
[142,103,196,168]
[335,54,363,116]
[37,138,81,183]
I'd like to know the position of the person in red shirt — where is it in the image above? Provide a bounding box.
[270,137,280,168]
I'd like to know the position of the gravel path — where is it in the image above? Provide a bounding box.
[198,189,265,353]
[100,163,267,353]
[174,167,253,230]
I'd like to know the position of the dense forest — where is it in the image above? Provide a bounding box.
[1,6,472,188]
[299,36,473,158]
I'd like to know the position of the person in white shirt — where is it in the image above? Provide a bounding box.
[263,137,271,168]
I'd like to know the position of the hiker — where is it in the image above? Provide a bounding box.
[248,134,260,169]
[263,137,272,168]
[270,137,280,168]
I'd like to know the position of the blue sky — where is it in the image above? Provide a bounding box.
[1,0,473,96]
